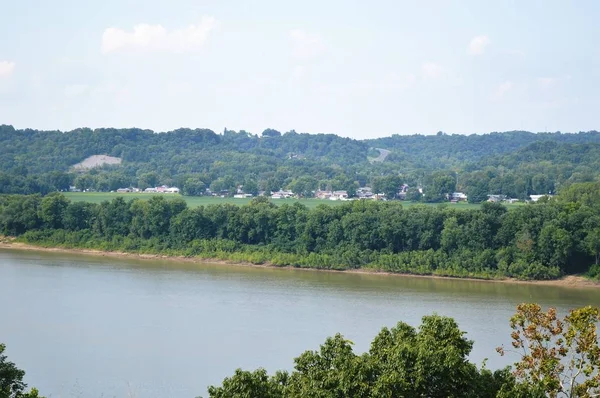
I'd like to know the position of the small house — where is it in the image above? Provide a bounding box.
[331,190,348,200]
[450,192,468,202]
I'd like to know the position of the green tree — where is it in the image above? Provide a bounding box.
[243,179,259,196]
[208,315,514,398]
[0,343,44,398]
[440,216,461,253]
[558,182,600,206]
[38,193,69,229]
[261,128,282,138]
[424,173,456,203]
[538,222,572,270]
[285,334,372,397]
[46,171,71,192]
[585,228,600,266]
[467,182,489,204]
[288,176,317,198]
[372,175,402,199]
[206,369,286,398]
[370,315,502,398]
[183,178,206,196]
[210,176,236,196]
[405,187,422,202]
[94,197,131,237]
[73,174,94,191]
[63,201,94,231]
[264,178,281,194]
[137,172,159,190]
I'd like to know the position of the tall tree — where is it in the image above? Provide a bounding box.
[498,303,600,397]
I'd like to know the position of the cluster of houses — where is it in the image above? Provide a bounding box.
[315,190,350,200]
[270,190,295,199]
[116,185,180,194]
[487,194,519,204]
[107,183,551,204]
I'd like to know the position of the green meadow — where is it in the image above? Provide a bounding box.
[63,192,522,210]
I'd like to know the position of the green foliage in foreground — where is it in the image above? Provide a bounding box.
[206,304,600,398]
[206,315,516,398]
[2,184,600,280]
[0,344,44,398]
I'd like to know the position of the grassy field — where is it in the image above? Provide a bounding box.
[63,192,523,210]
[64,192,346,209]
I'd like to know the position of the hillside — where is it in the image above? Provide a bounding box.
[1,125,600,202]
[366,130,600,167]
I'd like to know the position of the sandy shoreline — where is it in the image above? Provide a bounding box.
[1,240,599,288]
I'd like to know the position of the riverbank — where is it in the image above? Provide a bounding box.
[1,240,598,288]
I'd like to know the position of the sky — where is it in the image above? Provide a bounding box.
[1,0,599,139]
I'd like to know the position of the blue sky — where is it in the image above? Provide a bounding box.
[0,0,598,139]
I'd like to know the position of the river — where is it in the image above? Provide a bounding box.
[1,248,599,397]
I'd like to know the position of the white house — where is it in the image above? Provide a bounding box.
[356,187,374,199]
[330,190,348,200]
[271,190,294,199]
[529,194,553,202]
[450,192,468,202]
[315,190,332,200]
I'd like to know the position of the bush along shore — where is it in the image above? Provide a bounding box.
[2,183,600,281]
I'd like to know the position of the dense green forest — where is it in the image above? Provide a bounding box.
[2,125,600,202]
[2,182,600,281]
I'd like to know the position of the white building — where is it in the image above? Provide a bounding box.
[450,192,468,202]
[330,190,348,200]
[271,190,294,199]
[529,194,553,202]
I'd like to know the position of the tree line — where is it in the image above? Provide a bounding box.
[2,182,600,280]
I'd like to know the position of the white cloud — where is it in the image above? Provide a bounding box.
[537,77,557,89]
[490,81,513,101]
[421,62,445,81]
[468,35,490,55]
[0,61,16,78]
[101,16,218,54]
[290,29,326,60]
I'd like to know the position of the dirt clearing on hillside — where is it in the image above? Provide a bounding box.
[72,155,122,170]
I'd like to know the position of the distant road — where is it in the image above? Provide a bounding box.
[370,148,391,163]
